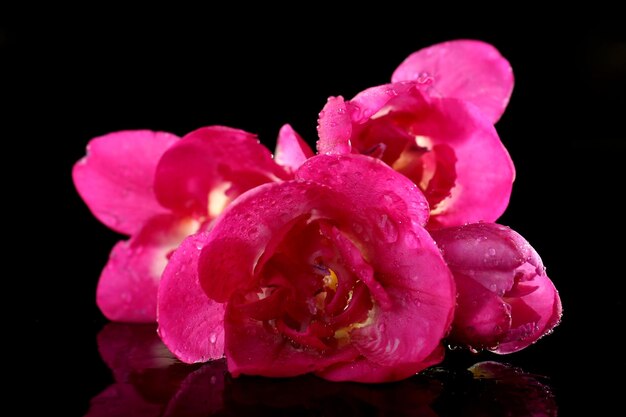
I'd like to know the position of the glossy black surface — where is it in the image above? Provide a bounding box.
[5,13,624,415]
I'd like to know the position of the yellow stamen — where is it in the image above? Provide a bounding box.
[323,269,338,291]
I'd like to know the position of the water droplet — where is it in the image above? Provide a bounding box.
[378,214,398,243]
[210,375,217,384]
[487,248,496,256]
[489,283,497,292]
[318,110,326,118]
[337,107,346,114]
[209,333,217,344]
[195,242,203,250]
[352,223,363,234]
[385,87,398,96]
[329,121,337,128]
[416,71,433,84]
[404,231,420,248]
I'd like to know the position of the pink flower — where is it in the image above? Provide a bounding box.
[157,153,456,382]
[430,223,562,353]
[73,126,291,322]
[317,41,515,229]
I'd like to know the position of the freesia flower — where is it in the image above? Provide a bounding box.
[317,41,515,229]
[73,126,291,322]
[157,153,456,382]
[430,222,562,353]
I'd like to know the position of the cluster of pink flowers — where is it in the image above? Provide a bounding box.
[74,40,562,382]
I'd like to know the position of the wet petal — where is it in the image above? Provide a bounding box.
[198,181,335,303]
[496,273,562,354]
[154,126,289,219]
[157,232,225,363]
[97,214,199,323]
[393,92,514,228]
[296,153,430,228]
[73,130,179,235]
[450,275,511,350]
[316,96,353,154]
[392,40,514,123]
[274,124,314,172]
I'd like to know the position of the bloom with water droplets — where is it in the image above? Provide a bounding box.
[430,222,562,353]
[73,126,291,322]
[316,41,515,229]
[157,153,456,382]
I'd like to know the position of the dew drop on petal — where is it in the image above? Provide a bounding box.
[404,231,420,249]
[378,214,399,243]
[209,333,217,344]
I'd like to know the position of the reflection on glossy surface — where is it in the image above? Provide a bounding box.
[85,324,557,416]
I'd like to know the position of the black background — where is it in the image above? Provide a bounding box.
[3,9,625,415]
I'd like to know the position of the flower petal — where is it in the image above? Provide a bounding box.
[449,275,511,350]
[316,224,456,382]
[97,214,199,323]
[392,40,514,123]
[274,124,314,172]
[154,126,290,219]
[316,96,353,154]
[418,97,514,228]
[495,273,562,354]
[73,130,179,235]
[157,231,225,363]
[296,153,430,228]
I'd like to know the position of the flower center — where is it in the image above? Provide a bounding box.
[233,219,375,352]
[355,112,458,212]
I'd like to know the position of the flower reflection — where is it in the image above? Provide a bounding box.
[85,324,557,416]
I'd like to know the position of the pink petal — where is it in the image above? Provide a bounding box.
[97,214,199,323]
[417,96,515,228]
[296,153,431,228]
[392,40,514,123]
[315,96,353,154]
[316,346,445,383]
[495,273,562,354]
[157,231,225,363]
[449,275,512,350]
[348,82,418,124]
[73,130,179,235]
[316,224,455,382]
[274,124,314,172]
[154,126,290,219]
